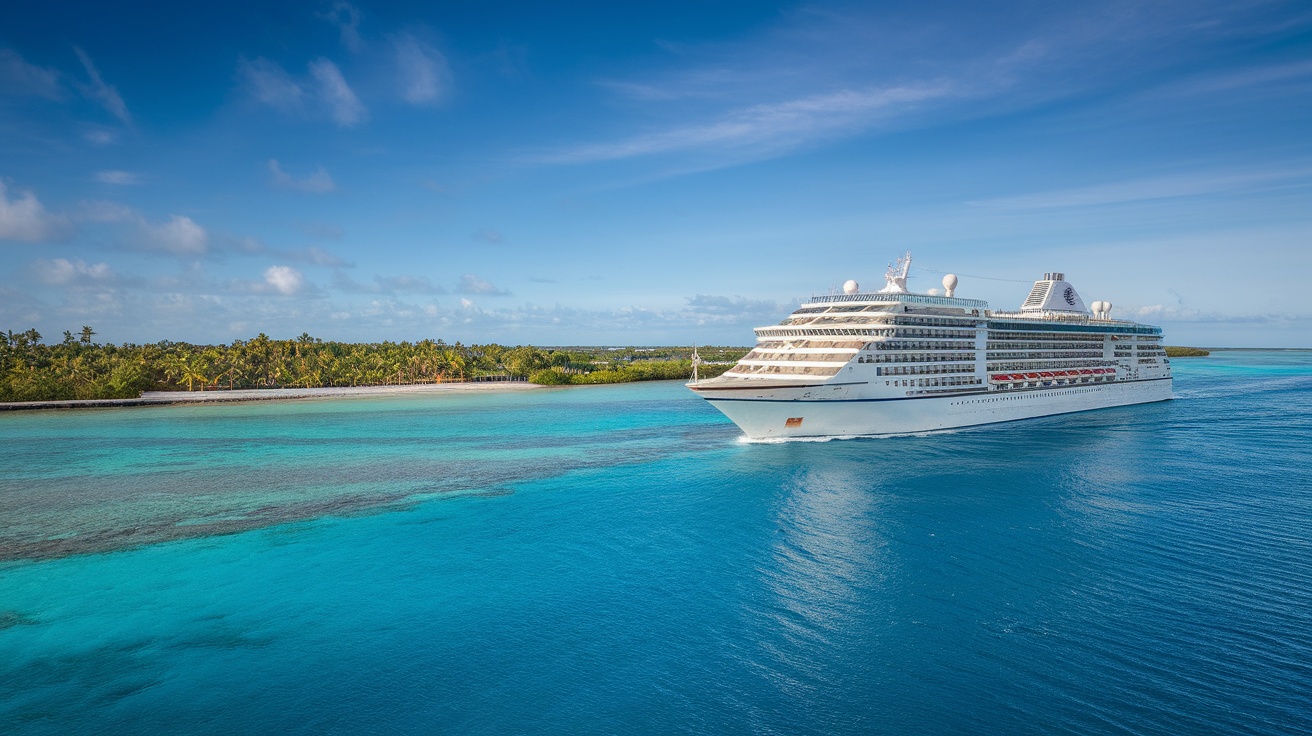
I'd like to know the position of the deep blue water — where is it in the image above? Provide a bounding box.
[1,350,1310,735]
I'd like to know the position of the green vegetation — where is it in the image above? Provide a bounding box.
[1165,346,1211,357]
[0,327,749,402]
[529,359,735,386]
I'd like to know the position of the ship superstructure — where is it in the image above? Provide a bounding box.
[688,253,1172,439]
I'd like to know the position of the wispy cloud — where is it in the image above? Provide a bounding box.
[320,2,364,53]
[392,33,451,105]
[75,199,136,223]
[298,222,344,241]
[238,57,366,127]
[73,47,131,125]
[1160,59,1312,98]
[237,57,305,113]
[0,180,72,242]
[456,273,511,296]
[0,48,64,100]
[309,58,366,127]
[334,271,444,294]
[267,159,336,193]
[31,258,116,287]
[137,214,208,254]
[286,246,353,268]
[94,170,143,185]
[968,167,1312,210]
[533,82,955,164]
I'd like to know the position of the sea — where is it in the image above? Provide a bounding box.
[1,349,1309,735]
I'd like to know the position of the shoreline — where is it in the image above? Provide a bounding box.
[0,381,544,412]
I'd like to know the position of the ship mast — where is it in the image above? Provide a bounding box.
[877,251,912,293]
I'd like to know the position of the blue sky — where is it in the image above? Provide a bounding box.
[1,1,1310,347]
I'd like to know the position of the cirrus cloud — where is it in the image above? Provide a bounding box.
[392,33,451,105]
[456,273,511,296]
[268,159,336,193]
[238,57,366,128]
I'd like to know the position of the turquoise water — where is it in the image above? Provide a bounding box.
[2,351,1310,734]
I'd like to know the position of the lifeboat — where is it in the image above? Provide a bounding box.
[1025,373,1040,379]
[1079,369,1093,375]
[1039,372,1055,378]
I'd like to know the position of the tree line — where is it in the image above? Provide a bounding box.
[0,327,743,402]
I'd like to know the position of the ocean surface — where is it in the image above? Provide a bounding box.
[1,350,1309,735]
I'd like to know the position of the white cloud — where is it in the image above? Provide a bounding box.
[32,258,114,285]
[83,127,117,145]
[309,58,366,127]
[76,199,137,223]
[0,180,72,242]
[534,83,954,164]
[95,170,143,185]
[140,214,208,254]
[237,57,305,113]
[320,2,364,53]
[392,34,450,105]
[334,271,443,294]
[0,48,64,99]
[289,246,352,267]
[264,265,305,295]
[267,159,336,193]
[73,47,131,125]
[239,57,367,127]
[456,273,511,295]
[968,167,1312,210]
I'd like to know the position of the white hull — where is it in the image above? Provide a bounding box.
[703,378,1172,440]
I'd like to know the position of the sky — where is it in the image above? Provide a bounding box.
[1,0,1310,347]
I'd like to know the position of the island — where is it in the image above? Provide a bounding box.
[0,326,747,404]
[1165,346,1211,357]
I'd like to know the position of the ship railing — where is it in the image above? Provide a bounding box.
[805,293,988,309]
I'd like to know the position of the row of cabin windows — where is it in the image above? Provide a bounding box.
[725,364,843,377]
[986,334,1112,343]
[877,363,975,376]
[860,353,975,364]
[986,360,1116,371]
[740,351,854,363]
[755,340,867,351]
[872,341,976,351]
[987,351,1104,360]
[885,377,982,388]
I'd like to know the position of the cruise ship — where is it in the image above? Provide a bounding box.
[688,253,1173,439]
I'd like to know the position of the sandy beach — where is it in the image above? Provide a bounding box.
[0,381,545,412]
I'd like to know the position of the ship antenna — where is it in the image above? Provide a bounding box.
[691,344,701,383]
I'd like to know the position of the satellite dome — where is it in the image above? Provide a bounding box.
[942,274,958,297]
[842,279,859,294]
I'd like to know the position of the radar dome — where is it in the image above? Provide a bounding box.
[842,279,859,294]
[1104,301,1112,317]
[942,274,958,297]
